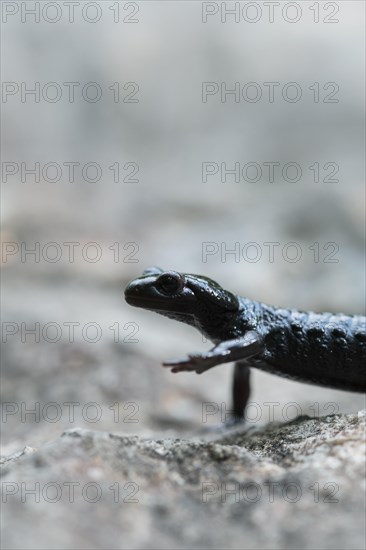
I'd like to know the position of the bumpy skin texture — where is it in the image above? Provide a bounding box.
[125,268,366,419]
[231,299,366,391]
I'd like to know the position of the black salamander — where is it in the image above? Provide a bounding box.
[125,268,366,422]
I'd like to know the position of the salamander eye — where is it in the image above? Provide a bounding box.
[156,272,184,295]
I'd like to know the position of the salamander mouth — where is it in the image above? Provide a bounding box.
[125,292,179,310]
[125,294,158,307]
[124,292,195,320]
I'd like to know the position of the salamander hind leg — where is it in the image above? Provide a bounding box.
[229,362,251,425]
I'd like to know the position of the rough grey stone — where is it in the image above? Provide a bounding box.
[1,411,365,550]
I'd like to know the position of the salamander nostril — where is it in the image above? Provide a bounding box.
[124,280,140,296]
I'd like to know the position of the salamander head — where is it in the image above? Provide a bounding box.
[124,267,239,332]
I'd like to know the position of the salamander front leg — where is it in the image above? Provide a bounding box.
[162,331,263,374]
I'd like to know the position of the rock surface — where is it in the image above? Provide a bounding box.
[1,411,365,550]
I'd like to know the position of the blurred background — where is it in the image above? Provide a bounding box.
[1,0,365,453]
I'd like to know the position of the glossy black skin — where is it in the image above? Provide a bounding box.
[125,268,366,420]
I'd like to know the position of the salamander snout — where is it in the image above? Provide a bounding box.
[124,278,143,304]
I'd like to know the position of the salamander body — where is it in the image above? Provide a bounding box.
[125,268,366,420]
